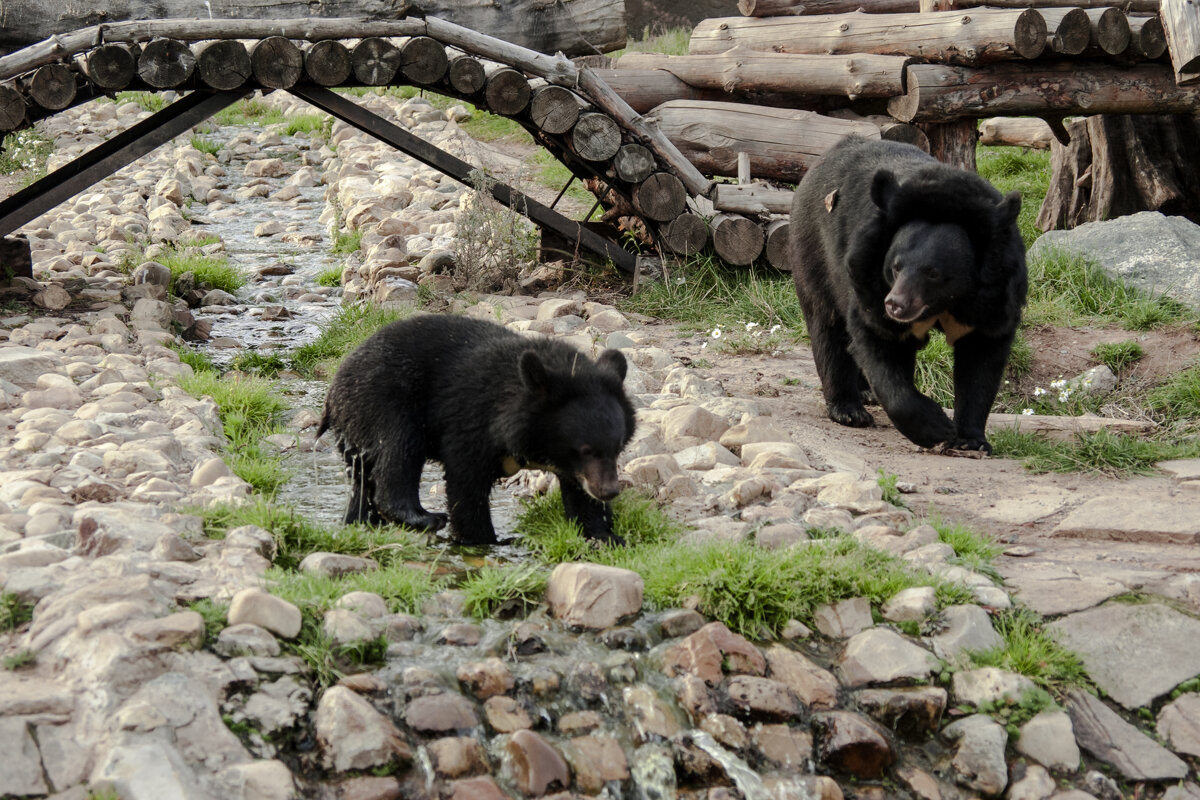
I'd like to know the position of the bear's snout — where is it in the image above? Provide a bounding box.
[579,460,622,501]
[884,289,928,323]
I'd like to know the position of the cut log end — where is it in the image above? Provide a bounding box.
[634,172,687,221]
[530,85,582,134]
[712,213,765,266]
[484,68,532,116]
[28,63,76,111]
[447,55,486,95]
[1013,8,1048,60]
[196,39,252,91]
[137,37,197,89]
[658,213,709,256]
[0,84,27,131]
[614,143,655,184]
[572,112,622,162]
[84,43,137,91]
[252,36,304,90]
[401,36,449,85]
[305,40,353,87]
[351,37,401,86]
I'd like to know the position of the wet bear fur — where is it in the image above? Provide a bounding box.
[317,314,636,545]
[789,135,1027,452]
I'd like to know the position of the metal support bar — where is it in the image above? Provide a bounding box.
[0,88,251,237]
[289,84,636,273]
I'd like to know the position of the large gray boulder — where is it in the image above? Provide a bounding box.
[1029,212,1200,311]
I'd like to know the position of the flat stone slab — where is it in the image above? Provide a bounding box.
[975,485,1074,526]
[1053,497,1200,545]
[1067,689,1188,780]
[999,562,1126,616]
[1050,602,1200,709]
[1157,459,1200,480]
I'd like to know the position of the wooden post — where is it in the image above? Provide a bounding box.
[1161,0,1200,84]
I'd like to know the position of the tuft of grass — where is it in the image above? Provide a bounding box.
[973,686,1060,739]
[316,265,344,287]
[0,592,34,631]
[282,114,331,137]
[930,516,1003,582]
[1147,364,1200,423]
[976,144,1050,248]
[290,304,409,379]
[915,334,956,408]
[989,427,1200,477]
[460,108,529,143]
[115,91,168,112]
[267,562,443,616]
[214,98,287,127]
[1,128,54,184]
[1091,340,1144,374]
[617,26,693,57]
[229,351,288,378]
[171,343,216,373]
[188,598,229,647]
[146,242,245,296]
[3,649,35,670]
[967,607,1090,693]
[461,562,549,619]
[623,253,806,337]
[1024,249,1191,330]
[877,468,907,509]
[515,489,683,563]
[190,136,221,156]
[179,370,289,493]
[331,229,363,255]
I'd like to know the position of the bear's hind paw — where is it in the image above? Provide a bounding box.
[828,403,874,428]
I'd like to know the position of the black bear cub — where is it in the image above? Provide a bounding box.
[789,135,1027,453]
[318,314,636,545]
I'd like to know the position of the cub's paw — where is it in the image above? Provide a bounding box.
[828,402,874,428]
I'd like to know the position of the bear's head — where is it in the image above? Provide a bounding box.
[517,348,635,502]
[880,220,975,323]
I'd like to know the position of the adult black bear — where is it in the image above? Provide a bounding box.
[789,136,1027,452]
[317,315,636,545]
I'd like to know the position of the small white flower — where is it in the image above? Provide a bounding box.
[769,324,781,334]
[701,341,708,350]
[745,322,759,332]
[711,327,722,339]
[1033,387,1047,397]
[1022,408,1034,416]
[1051,378,1066,389]
[1058,392,1070,403]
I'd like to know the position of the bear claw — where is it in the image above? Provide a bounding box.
[828,403,874,428]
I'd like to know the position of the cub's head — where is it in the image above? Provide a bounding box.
[518,348,636,501]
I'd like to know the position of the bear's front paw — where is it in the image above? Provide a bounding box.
[949,436,992,455]
[401,510,449,532]
[828,402,874,428]
[927,438,992,457]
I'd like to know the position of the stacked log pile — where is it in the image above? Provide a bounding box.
[602,0,1200,268]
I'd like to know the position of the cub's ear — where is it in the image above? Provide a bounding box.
[519,350,550,395]
[869,169,900,211]
[596,349,627,382]
[998,190,1022,226]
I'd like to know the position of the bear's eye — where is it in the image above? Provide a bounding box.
[579,445,595,459]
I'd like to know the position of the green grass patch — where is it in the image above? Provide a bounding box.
[622,253,806,337]
[966,607,1090,693]
[115,91,168,112]
[282,113,331,137]
[180,370,289,493]
[989,427,1200,477]
[172,343,217,374]
[0,592,33,632]
[136,241,245,296]
[1091,340,1144,374]
[331,229,363,256]
[460,108,530,143]
[1148,364,1200,423]
[214,98,287,127]
[1024,249,1191,330]
[268,562,443,616]
[3,650,35,670]
[290,304,409,379]
[461,562,550,619]
[930,516,1003,581]
[515,493,974,638]
[188,598,229,647]
[316,265,344,287]
[190,136,221,156]
[617,26,692,57]
[976,143,1050,248]
[877,468,907,509]
[0,128,54,183]
[229,351,288,378]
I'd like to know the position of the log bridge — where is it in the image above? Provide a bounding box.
[0,17,723,275]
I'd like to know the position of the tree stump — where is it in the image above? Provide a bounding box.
[1038,114,1200,231]
[305,40,352,87]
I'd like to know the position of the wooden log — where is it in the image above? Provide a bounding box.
[351,37,401,85]
[889,61,1200,122]
[447,53,487,95]
[572,111,622,161]
[737,0,1161,15]
[25,63,74,110]
[0,82,25,131]
[633,172,687,221]
[658,213,709,256]
[688,10,1048,65]
[1083,7,1131,56]
[530,85,584,134]
[615,48,908,98]
[978,116,1054,148]
[713,183,794,215]
[82,43,138,91]
[0,0,626,59]
[589,68,734,113]
[400,36,449,85]
[484,66,532,115]
[1161,0,1200,83]
[648,99,879,181]
[826,108,929,151]
[1037,114,1200,230]
[987,412,1157,441]
[764,218,791,271]
[304,39,353,87]
[1039,8,1092,55]
[251,36,303,90]
[195,39,251,90]
[712,213,765,266]
[614,143,655,183]
[137,37,196,88]
[1128,14,1168,60]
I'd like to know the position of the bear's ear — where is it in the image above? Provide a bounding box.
[596,349,627,382]
[869,169,899,211]
[997,190,1022,226]
[518,350,550,396]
